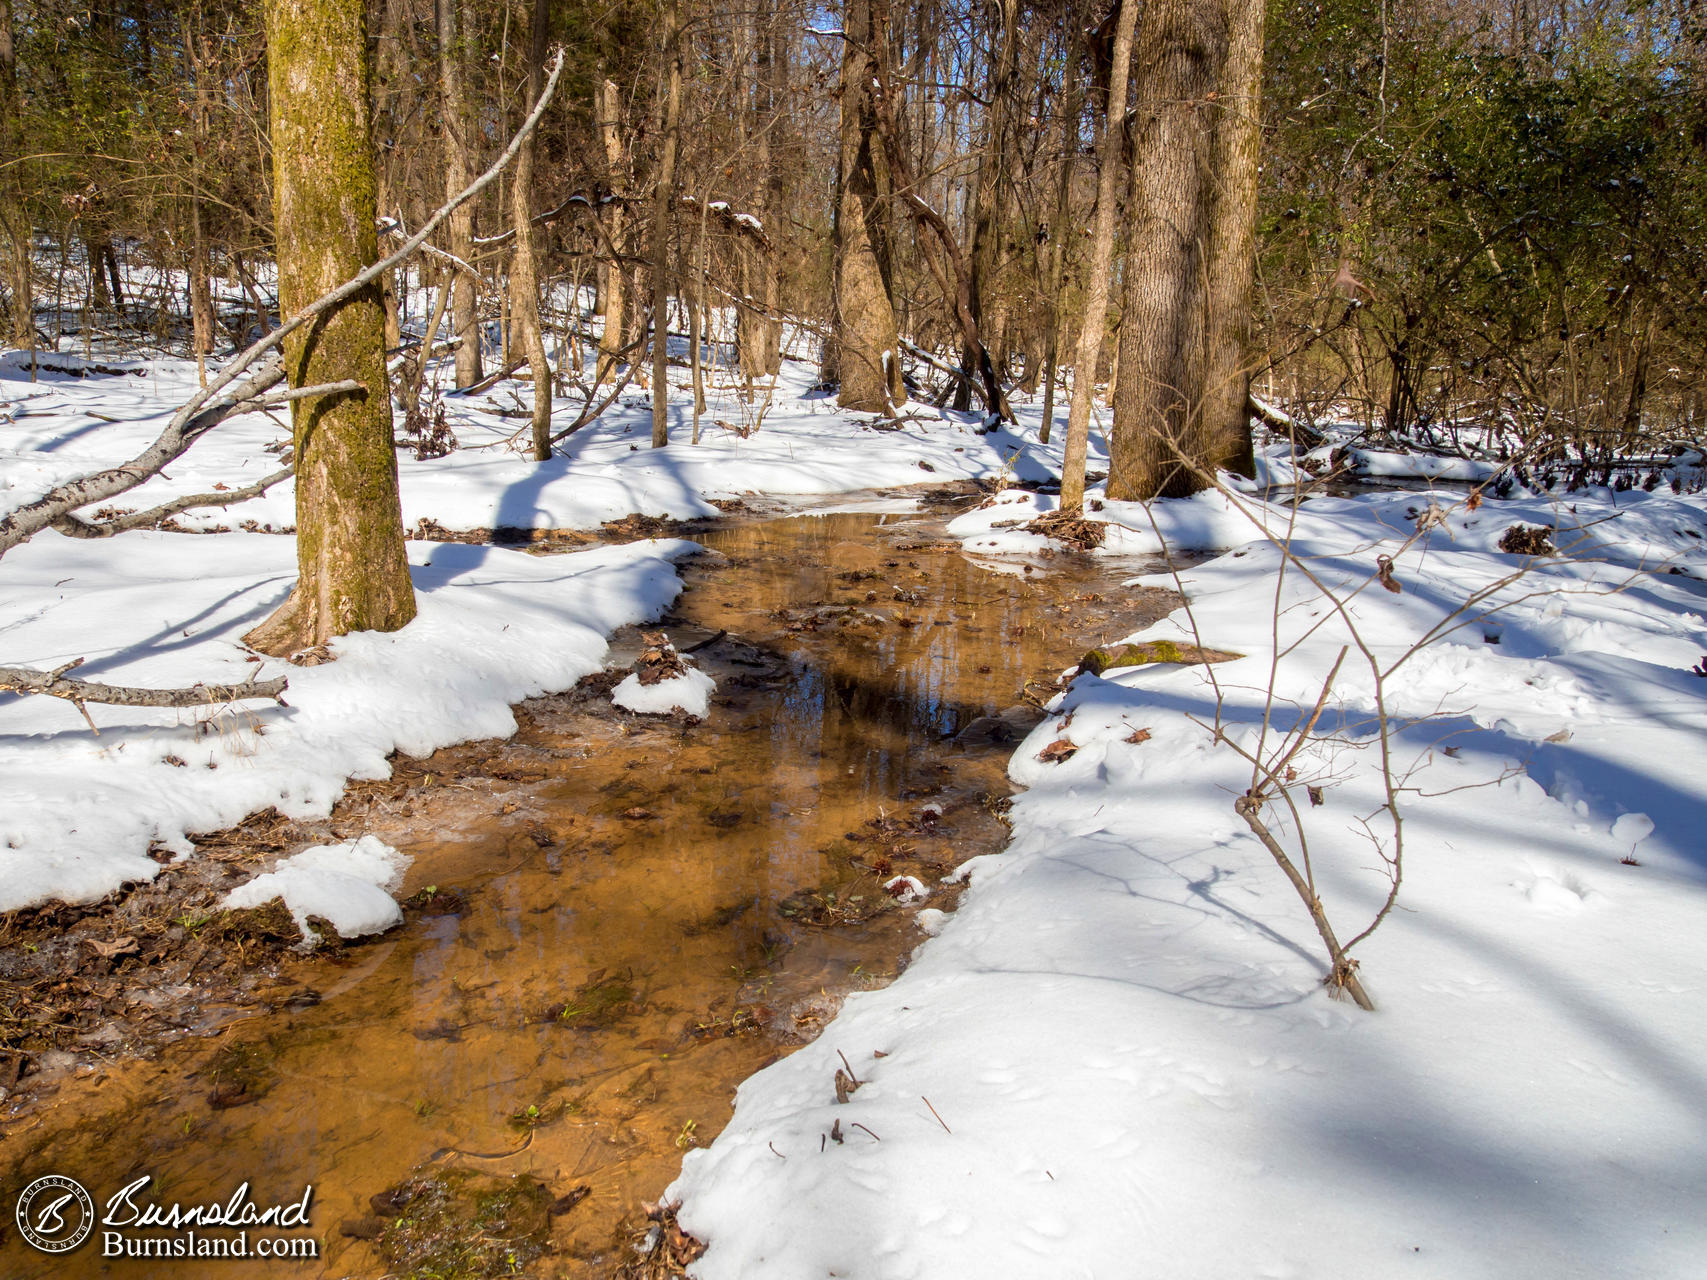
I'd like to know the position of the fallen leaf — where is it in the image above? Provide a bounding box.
[1376,554,1402,593]
[1036,738,1078,764]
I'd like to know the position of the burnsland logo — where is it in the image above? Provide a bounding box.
[13,1173,319,1260]
[15,1175,95,1253]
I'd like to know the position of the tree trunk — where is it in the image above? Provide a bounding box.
[834,0,903,415]
[964,0,1021,413]
[511,0,552,460]
[438,0,482,389]
[0,0,34,357]
[1037,27,1086,447]
[88,234,112,310]
[595,74,630,386]
[650,0,683,448]
[737,10,782,386]
[246,0,416,655]
[184,22,214,374]
[1108,0,1256,502]
[760,16,786,376]
[1061,0,1138,512]
[1200,0,1264,476]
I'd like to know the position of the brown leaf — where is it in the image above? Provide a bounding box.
[1376,555,1402,593]
[1036,738,1078,764]
[550,1185,592,1216]
[1307,786,1325,807]
[86,935,138,959]
[622,807,657,821]
[1124,727,1153,744]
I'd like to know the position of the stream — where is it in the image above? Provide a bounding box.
[1,499,1176,1278]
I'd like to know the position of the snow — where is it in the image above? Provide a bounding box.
[668,480,1707,1280]
[219,834,409,943]
[612,665,715,717]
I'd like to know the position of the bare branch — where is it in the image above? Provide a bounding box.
[0,657,288,736]
[52,467,294,539]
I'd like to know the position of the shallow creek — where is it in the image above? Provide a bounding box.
[2,504,1175,1277]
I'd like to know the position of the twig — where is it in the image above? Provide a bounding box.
[921,1096,951,1134]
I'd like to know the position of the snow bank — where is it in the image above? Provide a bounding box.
[0,532,699,911]
[670,482,1707,1279]
[220,835,409,943]
[612,665,715,717]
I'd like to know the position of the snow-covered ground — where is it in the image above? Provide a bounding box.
[670,483,1707,1279]
[7,334,1707,1278]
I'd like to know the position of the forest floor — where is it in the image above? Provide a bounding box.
[3,343,1707,1278]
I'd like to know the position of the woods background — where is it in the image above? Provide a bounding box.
[1,0,1703,489]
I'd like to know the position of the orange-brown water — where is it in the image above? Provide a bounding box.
[1,507,1174,1278]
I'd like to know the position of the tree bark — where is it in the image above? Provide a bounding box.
[738,10,782,386]
[650,0,683,447]
[1108,0,1256,501]
[832,0,903,415]
[0,0,33,357]
[438,0,483,389]
[184,21,214,373]
[1200,0,1264,476]
[965,0,1021,408]
[1061,0,1138,512]
[246,0,416,655]
[511,0,552,460]
[1038,25,1087,446]
[595,74,631,386]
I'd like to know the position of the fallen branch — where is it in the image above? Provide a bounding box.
[0,657,289,735]
[1248,392,1327,451]
[52,466,294,539]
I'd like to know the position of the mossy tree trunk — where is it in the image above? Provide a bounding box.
[245,0,416,656]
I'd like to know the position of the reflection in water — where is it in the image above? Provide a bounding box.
[1,511,1173,1278]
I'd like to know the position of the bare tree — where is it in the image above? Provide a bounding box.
[510,0,553,460]
[832,0,904,415]
[1061,0,1139,512]
[438,0,483,389]
[651,0,684,447]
